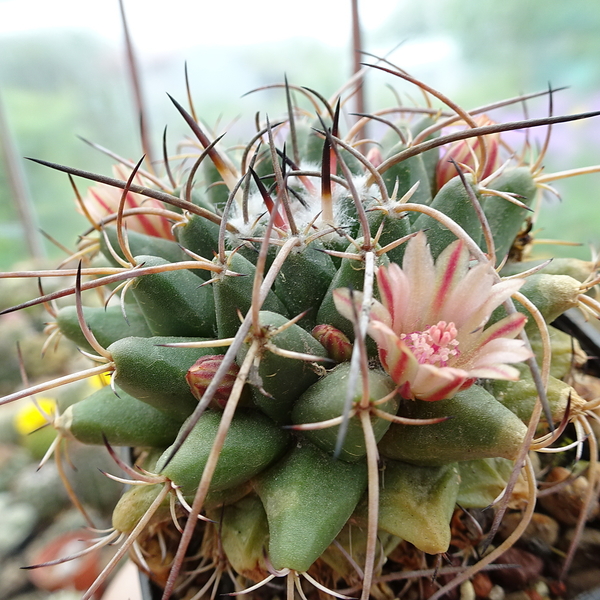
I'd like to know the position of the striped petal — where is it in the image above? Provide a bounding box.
[369,321,419,386]
[332,289,391,328]
[400,232,435,332]
[408,364,469,402]
[376,263,409,331]
[459,311,529,357]
[79,164,175,240]
[467,363,522,381]
[427,238,470,323]
[457,278,525,337]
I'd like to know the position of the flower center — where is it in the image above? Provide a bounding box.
[400,321,460,366]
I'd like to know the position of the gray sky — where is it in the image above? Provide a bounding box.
[0,0,399,53]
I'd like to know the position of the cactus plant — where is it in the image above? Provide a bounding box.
[1,20,600,600]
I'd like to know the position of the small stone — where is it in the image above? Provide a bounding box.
[538,467,599,526]
[547,580,567,598]
[533,581,550,598]
[523,589,545,600]
[0,444,30,491]
[460,580,476,600]
[496,512,560,547]
[488,585,505,600]
[488,585,506,600]
[565,568,600,598]
[0,493,38,557]
[13,462,70,520]
[472,572,493,599]
[489,547,544,590]
[504,592,530,600]
[0,555,33,598]
[560,529,600,570]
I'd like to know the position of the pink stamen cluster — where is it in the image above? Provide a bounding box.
[401,321,460,367]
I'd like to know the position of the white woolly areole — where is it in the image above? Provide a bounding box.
[226,170,381,249]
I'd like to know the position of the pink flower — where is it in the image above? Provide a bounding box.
[79,164,174,240]
[333,232,532,401]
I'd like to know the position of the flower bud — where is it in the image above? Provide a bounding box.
[186,355,239,409]
[366,147,383,168]
[79,164,174,239]
[436,115,500,189]
[311,324,353,362]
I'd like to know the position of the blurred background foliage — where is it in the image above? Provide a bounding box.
[0,0,599,270]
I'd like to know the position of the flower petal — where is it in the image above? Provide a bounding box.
[438,262,496,327]
[332,288,391,327]
[365,233,532,402]
[467,364,522,381]
[428,238,470,323]
[470,342,533,367]
[376,263,409,331]
[459,311,529,357]
[369,321,419,386]
[408,364,469,402]
[400,232,435,332]
[79,164,174,240]
[458,278,526,335]
[332,288,363,323]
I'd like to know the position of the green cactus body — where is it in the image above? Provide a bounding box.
[483,167,537,264]
[367,203,412,264]
[3,49,598,600]
[316,239,388,343]
[378,385,528,466]
[375,460,460,554]
[55,384,185,447]
[456,457,515,508]
[411,174,484,258]
[155,409,290,496]
[500,257,597,283]
[131,254,217,336]
[381,141,432,207]
[292,362,398,461]
[175,214,221,278]
[410,115,441,194]
[56,303,152,352]
[100,225,187,266]
[490,273,582,330]
[212,251,288,338]
[237,310,328,423]
[109,336,225,418]
[272,240,337,330]
[254,441,368,572]
[486,367,586,426]
[215,494,270,582]
[527,325,586,379]
[112,483,167,534]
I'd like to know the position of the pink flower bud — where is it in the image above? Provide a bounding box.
[186,355,239,409]
[311,324,353,363]
[366,147,383,168]
[436,115,501,189]
[79,164,174,240]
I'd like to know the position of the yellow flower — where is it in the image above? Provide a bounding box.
[14,398,56,435]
